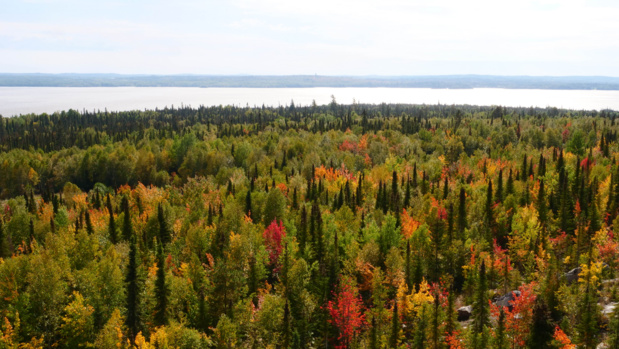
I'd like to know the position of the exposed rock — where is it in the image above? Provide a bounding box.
[457,305,473,321]
[602,302,617,316]
[494,290,521,309]
[565,267,581,283]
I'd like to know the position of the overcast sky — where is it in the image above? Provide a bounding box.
[1,0,618,76]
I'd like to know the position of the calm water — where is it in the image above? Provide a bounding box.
[1,87,618,117]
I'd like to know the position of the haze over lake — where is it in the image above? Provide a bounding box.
[1,87,618,117]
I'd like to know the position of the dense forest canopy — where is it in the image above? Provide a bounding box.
[0,102,619,348]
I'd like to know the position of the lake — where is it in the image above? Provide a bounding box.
[1,87,618,117]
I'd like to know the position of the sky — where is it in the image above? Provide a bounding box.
[1,0,618,76]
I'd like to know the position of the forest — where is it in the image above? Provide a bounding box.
[0,101,618,348]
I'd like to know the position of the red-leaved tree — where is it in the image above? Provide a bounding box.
[327,280,366,348]
[490,282,537,348]
[263,219,286,271]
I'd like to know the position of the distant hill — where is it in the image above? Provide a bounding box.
[1,73,619,90]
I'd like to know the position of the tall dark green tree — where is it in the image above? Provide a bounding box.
[458,187,467,239]
[107,194,117,244]
[158,203,171,245]
[472,261,490,336]
[121,196,132,241]
[154,247,168,327]
[125,236,140,341]
[527,298,554,349]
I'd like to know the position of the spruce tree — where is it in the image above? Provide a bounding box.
[245,190,252,219]
[472,261,490,335]
[527,298,554,349]
[154,246,168,327]
[121,196,132,241]
[537,179,548,229]
[506,168,514,196]
[484,180,494,242]
[107,194,117,244]
[458,187,467,239]
[125,236,140,341]
[85,209,94,235]
[496,168,503,202]
[389,301,400,348]
[158,203,171,245]
[493,307,508,349]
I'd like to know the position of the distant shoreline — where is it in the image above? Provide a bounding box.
[2,74,619,90]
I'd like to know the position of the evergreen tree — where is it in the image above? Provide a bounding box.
[537,179,548,229]
[390,301,400,347]
[527,298,554,349]
[506,168,514,196]
[493,307,508,349]
[125,236,140,341]
[158,203,171,245]
[458,187,467,239]
[0,218,5,258]
[107,194,117,244]
[154,247,168,327]
[404,176,411,208]
[245,190,252,219]
[121,196,132,241]
[85,210,94,235]
[472,261,490,335]
[484,180,494,242]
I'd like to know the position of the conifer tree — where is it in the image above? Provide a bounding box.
[493,307,508,349]
[85,210,94,235]
[458,187,467,238]
[121,196,132,241]
[537,179,548,229]
[107,194,117,244]
[484,180,494,241]
[506,168,514,196]
[158,203,171,245]
[404,176,411,208]
[473,261,490,335]
[0,218,4,258]
[125,236,140,341]
[245,190,252,219]
[496,168,503,202]
[390,301,400,347]
[527,298,554,349]
[154,246,168,327]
